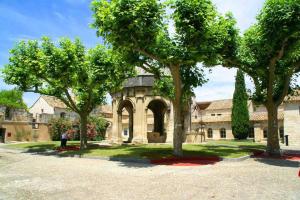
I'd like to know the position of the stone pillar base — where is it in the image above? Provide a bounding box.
[110,137,123,144]
[132,136,147,144]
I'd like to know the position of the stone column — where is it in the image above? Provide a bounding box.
[132,96,146,143]
[111,99,118,143]
[144,107,149,143]
[111,99,123,144]
[254,123,262,142]
[117,111,123,144]
[166,104,174,143]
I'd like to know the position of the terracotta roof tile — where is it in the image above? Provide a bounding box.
[204,99,233,111]
[250,111,284,121]
[41,95,67,109]
[94,105,112,114]
[284,91,300,102]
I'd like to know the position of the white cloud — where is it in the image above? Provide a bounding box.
[194,0,265,102]
[212,0,265,33]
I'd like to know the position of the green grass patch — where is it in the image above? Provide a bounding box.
[3,140,265,159]
[207,139,266,149]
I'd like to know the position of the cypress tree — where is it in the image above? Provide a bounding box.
[231,70,250,139]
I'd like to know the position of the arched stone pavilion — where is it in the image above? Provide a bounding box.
[109,75,174,144]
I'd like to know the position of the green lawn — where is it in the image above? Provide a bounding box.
[4,140,265,159]
[207,139,266,148]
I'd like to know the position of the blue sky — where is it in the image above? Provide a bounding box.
[1,0,297,106]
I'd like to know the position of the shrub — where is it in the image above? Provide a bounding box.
[87,116,109,141]
[49,118,72,141]
[49,116,109,141]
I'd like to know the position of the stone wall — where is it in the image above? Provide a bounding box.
[1,122,50,142]
[284,102,300,146]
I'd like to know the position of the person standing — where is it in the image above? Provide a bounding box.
[61,131,68,148]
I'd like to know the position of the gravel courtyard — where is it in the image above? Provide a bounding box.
[0,147,299,200]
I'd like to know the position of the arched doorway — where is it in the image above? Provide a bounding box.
[147,99,168,143]
[118,100,134,143]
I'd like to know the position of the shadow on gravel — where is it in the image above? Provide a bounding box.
[254,158,299,168]
[22,144,57,153]
[116,161,154,168]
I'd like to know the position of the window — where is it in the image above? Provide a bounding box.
[248,126,255,138]
[41,109,44,113]
[211,114,215,116]
[60,112,66,118]
[263,128,268,138]
[123,129,128,136]
[207,128,213,138]
[217,114,222,116]
[195,115,197,119]
[220,128,226,138]
[279,127,284,139]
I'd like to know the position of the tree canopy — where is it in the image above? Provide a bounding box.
[237,0,300,154]
[3,37,134,148]
[91,0,238,155]
[0,89,27,109]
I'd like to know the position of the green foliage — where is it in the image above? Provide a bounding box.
[236,0,300,154]
[3,37,134,112]
[88,116,109,141]
[173,0,240,66]
[91,0,239,155]
[0,89,27,109]
[153,75,175,99]
[238,0,300,104]
[3,37,135,148]
[231,70,250,139]
[49,118,72,141]
[91,0,232,99]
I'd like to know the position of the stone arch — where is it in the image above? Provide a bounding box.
[117,98,135,113]
[147,99,168,143]
[117,99,135,143]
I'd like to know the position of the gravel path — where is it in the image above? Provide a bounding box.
[0,148,299,200]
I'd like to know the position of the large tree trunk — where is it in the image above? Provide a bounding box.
[80,114,88,149]
[265,56,281,156]
[170,66,184,156]
[266,102,280,156]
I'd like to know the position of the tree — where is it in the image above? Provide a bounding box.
[238,0,300,155]
[0,89,27,109]
[231,70,250,139]
[3,37,134,149]
[91,0,237,156]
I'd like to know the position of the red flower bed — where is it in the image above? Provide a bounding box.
[55,145,81,152]
[252,150,300,161]
[151,156,221,166]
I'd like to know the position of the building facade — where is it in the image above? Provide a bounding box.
[29,95,79,123]
[109,74,300,146]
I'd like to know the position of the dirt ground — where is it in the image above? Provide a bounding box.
[0,147,299,200]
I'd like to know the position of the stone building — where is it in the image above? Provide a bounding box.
[29,95,79,123]
[0,105,50,143]
[109,75,174,144]
[187,99,285,143]
[109,74,300,146]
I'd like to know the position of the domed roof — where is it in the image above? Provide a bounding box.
[123,75,155,88]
